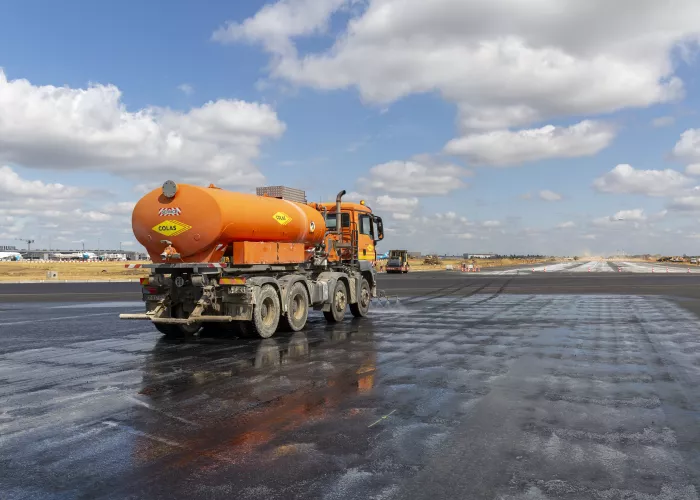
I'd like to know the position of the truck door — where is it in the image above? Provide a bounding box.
[324,211,352,261]
[358,213,376,261]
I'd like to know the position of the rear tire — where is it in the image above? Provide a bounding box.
[324,280,347,323]
[350,278,371,318]
[154,323,182,339]
[281,282,309,332]
[172,304,201,337]
[178,322,202,336]
[247,284,281,338]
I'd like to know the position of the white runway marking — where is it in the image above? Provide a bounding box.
[480,261,700,274]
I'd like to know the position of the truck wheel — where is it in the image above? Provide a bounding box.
[281,282,309,331]
[154,323,182,339]
[249,284,281,338]
[175,316,201,337]
[178,322,202,336]
[350,278,371,317]
[170,304,201,337]
[324,280,347,323]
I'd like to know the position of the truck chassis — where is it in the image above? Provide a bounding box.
[120,261,377,338]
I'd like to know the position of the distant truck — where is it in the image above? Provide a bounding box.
[386,250,409,274]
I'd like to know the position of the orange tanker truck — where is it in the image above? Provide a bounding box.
[119,181,384,339]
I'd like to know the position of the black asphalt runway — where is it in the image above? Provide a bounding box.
[5,268,700,302]
[2,272,700,499]
[0,281,140,302]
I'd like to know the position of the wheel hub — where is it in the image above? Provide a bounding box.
[335,290,346,311]
[361,288,370,307]
[292,295,303,319]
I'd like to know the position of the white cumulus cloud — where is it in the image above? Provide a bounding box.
[613,209,647,221]
[0,70,285,188]
[359,155,468,195]
[220,0,699,133]
[668,196,700,211]
[102,201,137,215]
[591,208,647,227]
[177,83,194,95]
[539,190,562,201]
[0,166,86,199]
[673,129,700,164]
[444,121,616,166]
[557,221,576,229]
[685,164,700,175]
[373,195,420,213]
[212,0,347,55]
[593,164,691,197]
[0,167,132,247]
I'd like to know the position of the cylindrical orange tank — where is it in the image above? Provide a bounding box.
[132,183,327,262]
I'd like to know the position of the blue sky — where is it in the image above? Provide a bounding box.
[2,0,700,255]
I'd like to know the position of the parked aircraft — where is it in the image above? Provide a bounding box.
[0,251,22,261]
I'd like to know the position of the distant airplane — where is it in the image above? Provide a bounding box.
[0,251,22,261]
[376,251,389,260]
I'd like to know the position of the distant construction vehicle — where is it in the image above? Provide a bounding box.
[386,250,409,273]
[120,182,385,339]
[423,255,441,265]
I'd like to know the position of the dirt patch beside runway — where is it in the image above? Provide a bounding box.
[0,261,149,282]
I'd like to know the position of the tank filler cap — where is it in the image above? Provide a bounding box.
[162,180,178,198]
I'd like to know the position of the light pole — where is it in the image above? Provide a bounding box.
[613,218,625,259]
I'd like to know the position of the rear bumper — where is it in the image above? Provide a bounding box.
[119,313,242,324]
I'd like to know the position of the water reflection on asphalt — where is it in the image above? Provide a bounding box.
[2,294,700,499]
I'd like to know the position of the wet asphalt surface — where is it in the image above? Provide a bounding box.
[3,273,700,499]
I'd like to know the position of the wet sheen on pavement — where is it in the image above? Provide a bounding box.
[2,292,700,499]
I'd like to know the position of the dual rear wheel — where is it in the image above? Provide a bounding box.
[323,278,370,322]
[241,283,307,338]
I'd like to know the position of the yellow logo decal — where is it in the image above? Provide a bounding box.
[273,212,293,225]
[152,219,192,237]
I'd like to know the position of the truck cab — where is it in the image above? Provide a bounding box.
[319,200,384,262]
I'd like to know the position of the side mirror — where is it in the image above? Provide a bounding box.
[375,216,384,241]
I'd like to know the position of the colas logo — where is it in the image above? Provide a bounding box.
[272,212,293,226]
[152,220,192,237]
